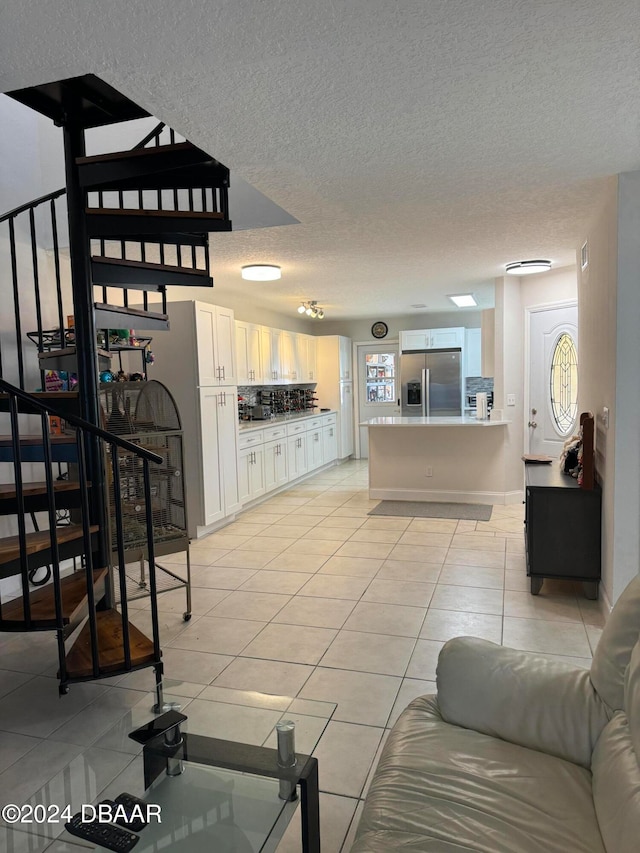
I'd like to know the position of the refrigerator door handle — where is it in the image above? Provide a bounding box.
[423,368,430,417]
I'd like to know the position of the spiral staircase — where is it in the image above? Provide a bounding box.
[0,74,231,700]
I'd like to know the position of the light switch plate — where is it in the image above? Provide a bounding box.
[507,394,516,406]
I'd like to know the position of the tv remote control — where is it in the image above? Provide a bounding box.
[65,812,139,852]
[114,792,149,832]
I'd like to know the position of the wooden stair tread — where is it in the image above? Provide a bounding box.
[0,525,98,566]
[86,207,224,219]
[76,142,197,165]
[65,608,156,678]
[93,303,168,322]
[1,568,108,627]
[91,256,209,276]
[0,434,76,447]
[0,481,85,500]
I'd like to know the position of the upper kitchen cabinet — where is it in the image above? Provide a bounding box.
[339,336,352,380]
[236,320,263,384]
[464,327,482,377]
[195,302,237,385]
[261,326,282,384]
[317,335,352,383]
[400,327,465,352]
[279,330,299,383]
[305,335,318,382]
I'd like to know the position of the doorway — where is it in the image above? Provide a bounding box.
[527,303,578,456]
[356,343,400,458]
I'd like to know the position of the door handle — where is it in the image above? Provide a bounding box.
[528,421,537,429]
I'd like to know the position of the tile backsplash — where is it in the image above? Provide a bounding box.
[465,377,494,395]
[238,384,318,421]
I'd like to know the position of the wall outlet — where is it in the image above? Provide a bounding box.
[507,394,516,406]
[426,466,433,477]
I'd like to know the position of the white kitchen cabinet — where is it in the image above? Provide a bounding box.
[339,336,352,380]
[307,425,324,471]
[235,320,263,384]
[280,330,298,383]
[261,326,282,383]
[305,336,317,381]
[199,387,241,526]
[287,433,308,479]
[195,302,237,385]
[400,327,464,352]
[322,421,338,463]
[238,444,266,503]
[464,327,482,377]
[264,438,288,491]
[400,330,430,351]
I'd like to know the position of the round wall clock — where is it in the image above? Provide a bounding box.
[371,321,388,339]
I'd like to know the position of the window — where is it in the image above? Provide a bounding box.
[365,353,396,404]
[550,332,578,435]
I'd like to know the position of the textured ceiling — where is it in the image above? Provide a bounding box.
[1,0,638,319]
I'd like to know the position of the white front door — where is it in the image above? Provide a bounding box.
[357,343,400,458]
[528,304,578,456]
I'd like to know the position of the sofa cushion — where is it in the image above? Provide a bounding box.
[352,695,605,853]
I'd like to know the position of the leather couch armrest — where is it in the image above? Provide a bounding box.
[436,637,610,768]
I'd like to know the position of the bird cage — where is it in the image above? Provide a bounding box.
[99,380,191,618]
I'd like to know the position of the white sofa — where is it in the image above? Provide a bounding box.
[351,575,640,852]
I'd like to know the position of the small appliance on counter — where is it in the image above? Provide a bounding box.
[250,404,272,420]
[475,392,489,420]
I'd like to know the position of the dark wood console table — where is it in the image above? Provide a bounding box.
[524,462,601,599]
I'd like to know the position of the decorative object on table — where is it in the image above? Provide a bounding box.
[100,370,115,383]
[144,348,155,364]
[130,372,145,382]
[368,500,492,521]
[371,321,388,339]
[475,391,488,419]
[116,370,128,382]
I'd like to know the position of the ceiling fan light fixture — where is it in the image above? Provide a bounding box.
[241,264,282,281]
[505,260,552,276]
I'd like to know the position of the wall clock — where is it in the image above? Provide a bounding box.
[371,321,388,339]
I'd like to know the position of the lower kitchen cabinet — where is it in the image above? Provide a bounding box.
[307,426,324,471]
[200,387,241,526]
[287,433,309,480]
[322,423,338,463]
[264,439,288,491]
[238,445,266,503]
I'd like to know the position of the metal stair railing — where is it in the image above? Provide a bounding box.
[0,377,165,700]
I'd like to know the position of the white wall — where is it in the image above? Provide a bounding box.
[317,311,482,342]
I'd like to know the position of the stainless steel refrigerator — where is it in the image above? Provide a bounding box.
[400,349,462,417]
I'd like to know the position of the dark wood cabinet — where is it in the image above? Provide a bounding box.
[524,462,601,599]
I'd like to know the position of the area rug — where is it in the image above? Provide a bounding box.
[368,501,493,521]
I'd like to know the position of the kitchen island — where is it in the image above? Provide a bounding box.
[362,416,516,505]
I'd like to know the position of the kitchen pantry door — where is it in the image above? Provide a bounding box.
[527,303,578,456]
[357,343,400,458]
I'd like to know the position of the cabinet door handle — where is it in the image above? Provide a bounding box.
[221,365,226,381]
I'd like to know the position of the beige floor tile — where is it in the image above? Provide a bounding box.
[505,553,526,571]
[360,517,412,531]
[239,570,312,595]
[585,625,603,654]
[319,556,384,577]
[207,590,291,621]
[298,574,372,600]
[180,546,231,565]
[438,564,505,589]
[264,552,329,572]
[407,518,458,533]
[506,538,525,554]
[479,517,525,534]
[259,523,315,538]
[159,647,235,685]
[300,667,401,726]
[578,598,607,628]
[329,506,371,518]
[451,533,506,552]
[335,541,394,559]
[198,533,252,549]
[348,527,403,544]
[239,536,295,553]
[311,526,353,541]
[277,791,358,853]
[430,584,504,615]
[240,623,338,665]
[182,697,283,744]
[363,579,435,607]
[343,601,427,638]
[455,520,478,533]
[189,565,258,589]
[388,544,449,564]
[239,511,287,524]
[272,596,357,629]
[420,609,502,644]
[306,494,351,507]
[504,590,582,622]
[213,550,276,569]
[502,616,591,657]
[387,678,436,728]
[267,497,313,507]
[312,720,384,797]
[168,615,266,655]
[218,522,271,537]
[397,531,453,548]
[317,515,366,529]
[212,657,314,695]
[289,505,333,517]
[505,570,529,591]
[277,513,328,526]
[144,586,229,615]
[376,560,442,584]
[406,639,445,680]
[445,548,505,569]
[320,630,415,676]
[284,539,344,556]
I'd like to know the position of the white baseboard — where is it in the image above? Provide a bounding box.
[369,487,524,505]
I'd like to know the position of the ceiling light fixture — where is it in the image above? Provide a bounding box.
[448,294,478,308]
[505,260,552,276]
[298,300,325,319]
[241,264,282,281]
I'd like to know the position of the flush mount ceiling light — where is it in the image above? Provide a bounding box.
[448,294,478,308]
[505,260,552,276]
[298,300,325,319]
[241,264,282,281]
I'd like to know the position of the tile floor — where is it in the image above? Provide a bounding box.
[0,459,606,852]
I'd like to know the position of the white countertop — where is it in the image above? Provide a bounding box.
[361,416,510,427]
[239,410,335,431]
